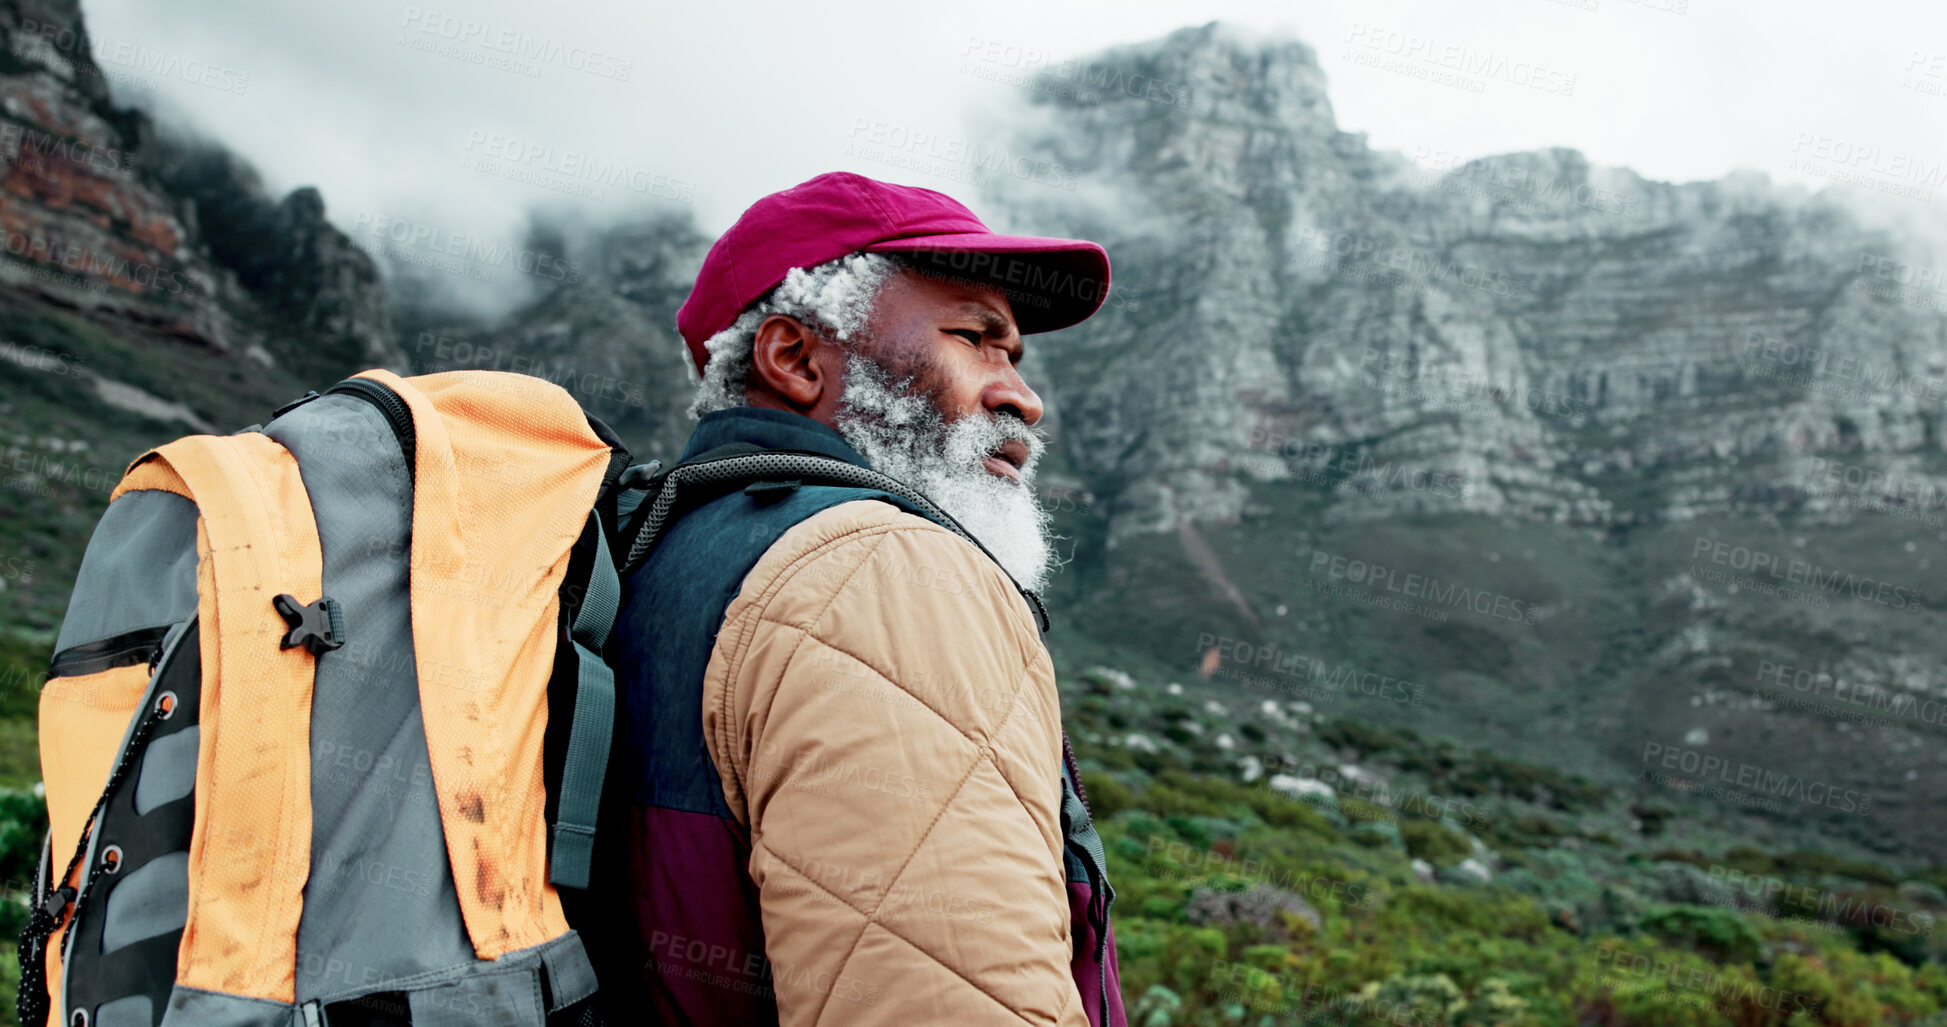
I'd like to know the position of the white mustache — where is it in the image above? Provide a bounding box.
[954,411,1046,478]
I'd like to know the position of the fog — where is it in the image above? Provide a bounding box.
[76,0,1947,315]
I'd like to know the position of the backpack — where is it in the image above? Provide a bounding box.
[18,368,638,1027]
[17,367,1073,1027]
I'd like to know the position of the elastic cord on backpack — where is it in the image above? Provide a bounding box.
[17,693,175,1027]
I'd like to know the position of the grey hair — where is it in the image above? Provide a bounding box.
[687,251,905,418]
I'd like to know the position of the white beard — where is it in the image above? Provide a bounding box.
[832,352,1058,593]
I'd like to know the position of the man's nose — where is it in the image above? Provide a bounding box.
[984,365,1044,426]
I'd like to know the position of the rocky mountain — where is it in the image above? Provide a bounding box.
[1,0,399,371]
[0,0,403,626]
[397,25,1947,864]
[982,24,1947,867]
[5,8,1945,867]
[394,213,712,463]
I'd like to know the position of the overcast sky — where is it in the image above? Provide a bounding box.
[78,0,1947,311]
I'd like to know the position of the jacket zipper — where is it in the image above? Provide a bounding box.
[1062,733,1114,1026]
[325,377,416,480]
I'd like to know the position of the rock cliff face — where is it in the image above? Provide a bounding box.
[0,0,404,633]
[962,24,1947,865]
[396,214,711,463]
[153,143,397,368]
[0,0,400,371]
[988,23,1947,542]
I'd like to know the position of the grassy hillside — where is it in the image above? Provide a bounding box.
[1043,470,1947,868]
[1058,663,1947,1026]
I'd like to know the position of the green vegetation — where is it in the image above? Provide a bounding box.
[1062,664,1947,1026]
[1,637,1941,1025]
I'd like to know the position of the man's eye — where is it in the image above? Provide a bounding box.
[947,329,983,346]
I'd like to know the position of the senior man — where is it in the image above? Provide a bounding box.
[595,171,1124,1026]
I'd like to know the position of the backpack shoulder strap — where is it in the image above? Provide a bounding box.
[549,514,618,890]
[619,447,1050,633]
[544,414,634,892]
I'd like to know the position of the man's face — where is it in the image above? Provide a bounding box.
[828,265,1059,591]
[848,265,1045,474]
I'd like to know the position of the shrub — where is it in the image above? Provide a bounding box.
[1082,771,1135,822]
[1639,904,1763,965]
[1401,819,1474,864]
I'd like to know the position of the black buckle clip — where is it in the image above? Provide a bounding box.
[40,885,75,918]
[617,460,663,489]
[274,594,345,654]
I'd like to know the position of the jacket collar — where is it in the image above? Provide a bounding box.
[681,407,870,468]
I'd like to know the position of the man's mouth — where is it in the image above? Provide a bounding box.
[984,439,1030,482]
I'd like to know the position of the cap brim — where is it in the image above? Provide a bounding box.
[863,233,1111,335]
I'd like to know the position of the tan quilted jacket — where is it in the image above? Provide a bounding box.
[700,499,1090,1026]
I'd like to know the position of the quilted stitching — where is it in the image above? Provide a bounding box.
[705,502,1083,1025]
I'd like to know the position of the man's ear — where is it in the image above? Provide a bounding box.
[748,314,828,409]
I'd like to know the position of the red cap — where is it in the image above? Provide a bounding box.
[677,171,1111,374]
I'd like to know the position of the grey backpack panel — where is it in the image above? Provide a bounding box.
[133,727,198,816]
[54,488,200,652]
[99,852,189,955]
[264,395,477,1001]
[92,993,153,1027]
